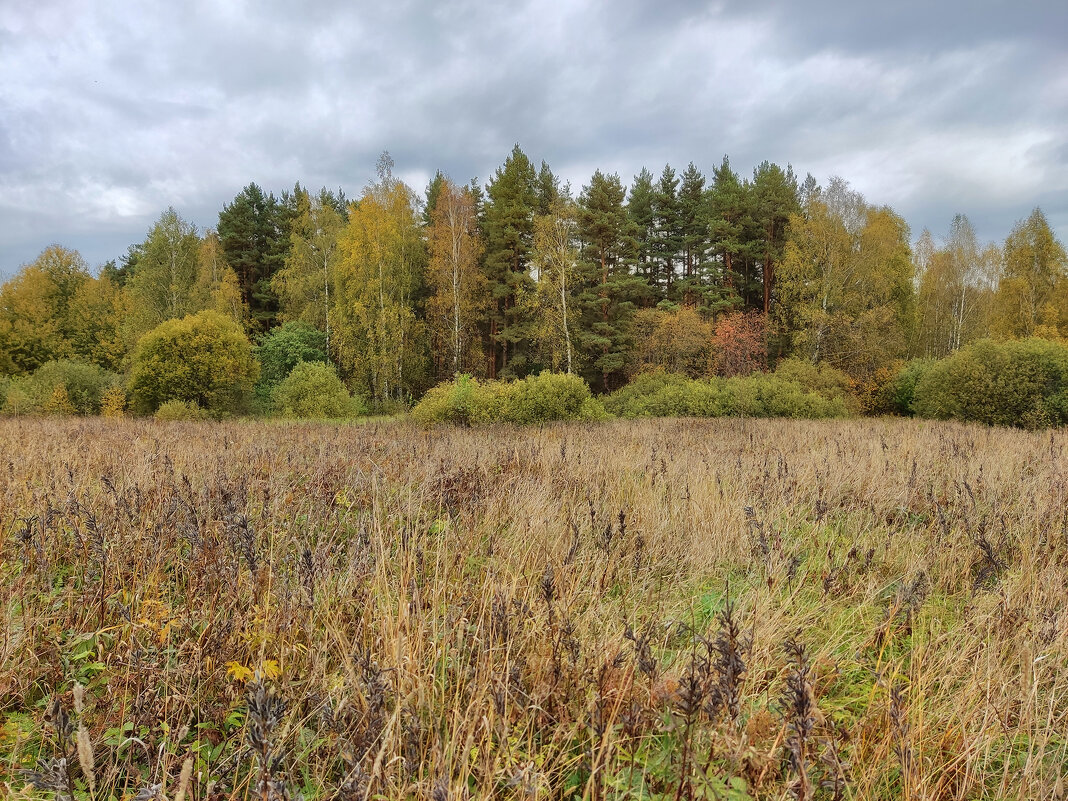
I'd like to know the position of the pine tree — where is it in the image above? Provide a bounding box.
[652,165,683,292]
[676,162,709,303]
[575,170,645,390]
[482,145,538,378]
[627,168,657,296]
[706,156,748,312]
[751,161,800,314]
[217,183,291,332]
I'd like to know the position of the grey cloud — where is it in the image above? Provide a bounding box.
[1,0,1065,277]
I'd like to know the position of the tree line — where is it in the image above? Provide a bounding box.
[1,145,1066,412]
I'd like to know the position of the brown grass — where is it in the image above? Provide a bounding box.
[0,416,1066,800]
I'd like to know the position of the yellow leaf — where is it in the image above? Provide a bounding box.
[225,661,254,683]
[261,659,282,680]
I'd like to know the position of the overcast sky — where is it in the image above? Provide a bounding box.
[1,0,1066,278]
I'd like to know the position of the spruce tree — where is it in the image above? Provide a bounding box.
[482,145,538,378]
[576,170,645,391]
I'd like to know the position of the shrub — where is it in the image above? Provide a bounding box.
[154,400,209,421]
[129,311,259,416]
[724,373,850,419]
[912,338,1068,428]
[42,384,77,416]
[498,372,603,424]
[17,360,117,415]
[272,361,363,419]
[605,367,850,420]
[255,322,329,400]
[411,372,607,425]
[100,386,127,418]
[771,358,856,408]
[882,359,936,416]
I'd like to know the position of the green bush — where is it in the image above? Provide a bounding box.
[129,311,259,416]
[411,372,607,425]
[0,360,117,416]
[724,373,849,419]
[770,358,856,408]
[0,379,32,416]
[883,359,936,415]
[604,368,849,420]
[154,400,209,421]
[255,322,329,400]
[498,372,605,424]
[912,338,1068,428]
[272,361,364,419]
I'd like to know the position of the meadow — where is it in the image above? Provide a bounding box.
[0,416,1066,800]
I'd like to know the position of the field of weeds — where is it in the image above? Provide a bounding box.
[0,417,1066,800]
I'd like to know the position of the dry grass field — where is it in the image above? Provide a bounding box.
[0,416,1066,800]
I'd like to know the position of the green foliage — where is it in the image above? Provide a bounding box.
[272,361,363,419]
[604,365,850,420]
[129,311,259,416]
[771,358,856,409]
[0,359,117,416]
[883,359,936,415]
[255,322,329,399]
[411,372,607,425]
[912,338,1068,428]
[154,399,209,421]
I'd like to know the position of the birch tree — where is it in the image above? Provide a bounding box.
[426,178,485,379]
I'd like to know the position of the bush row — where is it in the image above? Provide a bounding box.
[884,338,1068,428]
[411,363,852,425]
[603,360,853,420]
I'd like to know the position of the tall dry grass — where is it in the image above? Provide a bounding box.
[0,416,1066,800]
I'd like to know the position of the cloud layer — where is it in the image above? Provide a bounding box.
[1,0,1065,275]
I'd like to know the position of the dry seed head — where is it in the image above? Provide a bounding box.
[76,723,95,794]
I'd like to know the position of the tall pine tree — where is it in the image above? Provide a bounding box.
[482,145,538,378]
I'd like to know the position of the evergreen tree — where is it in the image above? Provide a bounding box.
[652,165,683,292]
[575,170,645,390]
[217,182,291,332]
[627,169,657,296]
[676,162,710,303]
[482,144,538,378]
[706,156,748,311]
[751,161,800,314]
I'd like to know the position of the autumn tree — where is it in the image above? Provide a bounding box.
[332,154,427,406]
[527,196,581,373]
[991,208,1067,339]
[777,177,915,382]
[273,186,346,355]
[426,178,486,379]
[628,306,714,379]
[0,246,93,374]
[713,311,767,377]
[122,208,202,345]
[913,215,1000,357]
[122,210,244,348]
